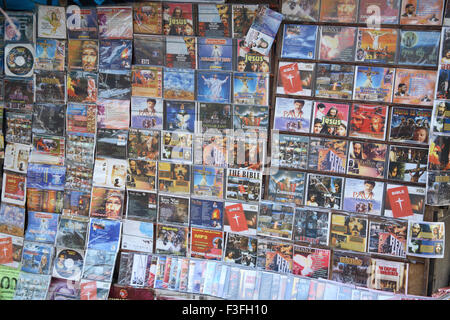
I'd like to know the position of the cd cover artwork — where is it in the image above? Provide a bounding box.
[384,184,425,220]
[89,187,125,220]
[131,66,163,98]
[97,6,133,39]
[311,101,350,137]
[96,99,130,130]
[157,162,191,195]
[281,24,318,59]
[65,133,95,166]
[155,224,188,257]
[267,169,305,205]
[52,248,84,281]
[21,242,54,275]
[293,208,330,246]
[432,101,450,135]
[34,71,66,104]
[192,165,224,199]
[56,217,88,250]
[319,26,356,62]
[4,12,35,42]
[126,190,157,222]
[407,221,445,258]
[428,135,450,171]
[0,203,25,236]
[163,100,195,132]
[223,202,258,236]
[257,201,294,240]
[133,2,163,35]
[99,40,132,70]
[65,163,93,193]
[5,111,32,145]
[392,68,436,106]
[163,68,195,101]
[30,134,65,166]
[388,145,428,183]
[37,5,66,39]
[68,40,98,72]
[131,97,163,130]
[5,43,34,77]
[96,129,128,159]
[26,188,64,214]
[232,4,258,38]
[66,7,98,39]
[400,0,444,25]
[343,178,384,216]
[160,131,193,163]
[67,71,98,103]
[349,104,387,140]
[62,190,91,217]
[277,62,315,96]
[355,28,398,64]
[24,211,59,244]
[281,0,320,22]
[368,220,407,258]
[271,133,309,170]
[133,35,165,66]
[347,141,387,178]
[398,30,440,66]
[233,72,269,106]
[34,38,65,71]
[198,103,233,133]
[314,64,354,100]
[358,0,400,24]
[236,39,270,73]
[233,105,269,132]
[224,233,257,267]
[305,174,343,210]
[320,0,358,23]
[93,157,127,190]
[436,68,450,100]
[226,169,262,203]
[198,38,233,71]
[27,163,66,191]
[426,171,450,206]
[4,78,34,111]
[165,36,196,69]
[256,239,293,273]
[198,4,231,37]
[127,128,160,161]
[4,143,31,174]
[98,70,131,100]
[389,107,431,145]
[82,249,116,282]
[190,227,224,261]
[273,98,313,133]
[190,198,223,230]
[162,3,194,36]
[292,245,330,279]
[330,214,368,253]
[353,66,395,103]
[197,71,231,104]
[126,159,157,192]
[331,251,371,287]
[32,104,65,136]
[308,137,348,174]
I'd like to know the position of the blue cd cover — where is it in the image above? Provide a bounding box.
[99,39,132,70]
[190,198,224,230]
[197,71,231,103]
[87,218,122,252]
[24,211,59,244]
[163,100,196,132]
[66,7,98,39]
[131,96,163,130]
[26,163,66,191]
[163,68,195,101]
[281,24,318,59]
[233,72,269,106]
[198,38,233,71]
[21,242,54,275]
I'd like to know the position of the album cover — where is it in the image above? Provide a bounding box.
[256,239,293,273]
[198,38,232,71]
[87,217,122,252]
[96,128,128,159]
[399,0,444,25]
[308,137,348,173]
[388,145,428,183]
[257,201,294,240]
[66,7,98,39]
[66,103,96,135]
[98,6,133,39]
[293,208,330,245]
[311,101,350,137]
[35,71,65,104]
[162,3,194,36]
[232,73,265,106]
[305,174,344,209]
[343,178,384,215]
[0,233,23,269]
[131,66,163,98]
[320,0,358,22]
[157,162,190,194]
[314,64,354,100]
[117,251,155,288]
[426,171,450,206]
[133,2,163,34]
[165,36,196,69]
[133,35,165,66]
[193,134,228,167]
[190,228,224,261]
[93,157,127,190]
[330,214,368,252]
[407,221,445,258]
[432,101,450,135]
[46,278,80,300]
[192,165,224,199]
[389,107,431,145]
[99,40,132,71]
[163,68,195,100]
[224,233,258,266]
[34,38,65,71]
[271,133,309,170]
[384,184,425,220]
[96,99,130,130]
[198,103,232,133]
[347,141,387,178]
[439,27,450,67]
[32,104,65,136]
[26,188,64,214]
[65,133,95,167]
[233,105,269,133]
[160,131,193,163]
[226,169,262,203]
[398,30,440,66]
[121,219,154,253]
[131,97,163,130]
[232,4,258,38]
[355,28,398,64]
[53,248,84,281]
[331,251,371,287]
[281,0,320,22]
[80,279,111,300]
[198,4,231,37]
[128,128,159,161]
[27,163,65,191]
[37,5,66,39]
[197,71,231,103]
[14,273,51,300]
[353,66,395,102]
[4,143,30,174]
[126,190,157,222]
[223,202,258,236]
[64,163,93,193]
[68,39,98,72]
[349,104,387,140]
[436,68,450,100]
[190,198,223,230]
[5,111,32,145]
[368,220,407,257]
[56,217,88,250]
[358,0,401,24]
[4,43,34,78]
[126,159,157,192]
[158,194,189,226]
[4,78,34,111]
[62,190,90,217]
[0,203,25,237]
[429,134,450,172]
[155,224,188,257]
[89,187,124,220]
[227,135,265,171]
[67,71,98,103]
[273,98,313,133]
[82,248,116,282]
[30,134,65,166]
[4,12,35,42]
[319,26,356,62]
[163,100,195,132]
[292,245,330,279]
[368,258,408,294]
[21,242,54,275]
[267,169,305,205]
[281,24,318,59]
[277,62,315,97]
[392,68,436,106]
[1,171,26,206]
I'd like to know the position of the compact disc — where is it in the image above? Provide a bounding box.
[5,44,34,77]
